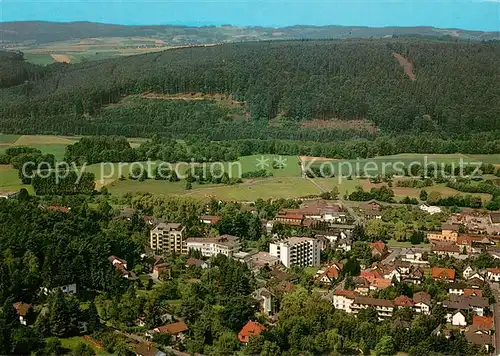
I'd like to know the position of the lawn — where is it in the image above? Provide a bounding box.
[0,134,21,144]
[23,53,55,65]
[60,336,110,355]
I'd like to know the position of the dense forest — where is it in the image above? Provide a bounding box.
[0,39,499,147]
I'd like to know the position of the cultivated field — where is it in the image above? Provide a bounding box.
[1,134,499,201]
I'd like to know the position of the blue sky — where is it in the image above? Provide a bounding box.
[1,0,499,31]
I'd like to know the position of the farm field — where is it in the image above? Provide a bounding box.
[107,176,321,200]
[16,37,176,64]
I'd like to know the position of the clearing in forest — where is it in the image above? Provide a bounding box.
[393,52,416,81]
[50,54,71,63]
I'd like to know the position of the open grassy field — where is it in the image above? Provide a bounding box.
[59,336,110,355]
[17,37,176,65]
[107,176,321,200]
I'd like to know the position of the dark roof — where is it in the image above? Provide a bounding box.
[464,325,493,346]
[490,213,500,224]
[443,295,489,310]
[353,297,393,307]
[413,292,431,305]
[442,224,460,231]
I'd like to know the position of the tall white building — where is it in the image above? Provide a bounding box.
[150,223,187,254]
[269,237,321,268]
[185,235,241,257]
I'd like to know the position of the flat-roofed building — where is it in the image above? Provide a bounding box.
[269,237,321,268]
[186,235,241,258]
[150,223,186,254]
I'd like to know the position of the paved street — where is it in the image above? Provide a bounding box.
[489,282,500,355]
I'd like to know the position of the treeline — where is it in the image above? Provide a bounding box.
[66,136,500,165]
[32,171,96,195]
[349,185,395,202]
[0,39,499,140]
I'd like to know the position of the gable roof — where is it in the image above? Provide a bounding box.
[443,295,489,310]
[186,257,204,266]
[489,213,500,224]
[153,320,189,335]
[13,302,31,317]
[108,255,127,265]
[473,315,494,330]
[431,267,455,281]
[353,296,393,308]
[371,278,392,290]
[464,288,482,297]
[370,241,386,253]
[394,295,414,307]
[442,224,460,232]
[334,289,357,299]
[413,291,431,305]
[238,321,266,341]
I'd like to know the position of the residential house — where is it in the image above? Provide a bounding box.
[274,210,304,226]
[185,257,209,269]
[383,266,402,282]
[443,295,489,317]
[353,277,370,296]
[463,265,477,280]
[467,277,485,289]
[350,297,394,319]
[370,278,392,291]
[200,215,221,225]
[146,320,189,342]
[335,235,353,252]
[489,213,500,227]
[186,235,241,258]
[402,248,428,265]
[360,268,383,284]
[486,268,500,282]
[450,310,467,326]
[152,263,170,280]
[40,283,77,295]
[403,266,424,285]
[150,223,187,254]
[472,315,494,330]
[449,282,468,296]
[252,288,275,316]
[464,288,482,297]
[431,267,455,282]
[394,260,411,275]
[332,289,356,313]
[431,243,461,257]
[133,342,167,356]
[427,224,460,242]
[413,292,432,315]
[393,295,414,308]
[13,302,31,325]
[419,204,442,215]
[464,325,494,352]
[370,241,387,259]
[108,255,128,269]
[315,263,343,285]
[238,321,266,344]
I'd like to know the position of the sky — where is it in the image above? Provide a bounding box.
[0,0,499,32]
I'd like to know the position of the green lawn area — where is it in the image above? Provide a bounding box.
[23,53,55,65]
[232,155,301,177]
[59,336,110,355]
[0,134,21,143]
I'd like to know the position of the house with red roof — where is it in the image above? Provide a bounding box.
[238,321,266,344]
[13,302,31,325]
[473,315,493,330]
[370,241,387,259]
[315,263,343,285]
[200,215,221,225]
[360,269,383,284]
[431,267,455,282]
[393,295,414,308]
[370,278,392,291]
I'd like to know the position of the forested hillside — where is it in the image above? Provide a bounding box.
[0,39,499,141]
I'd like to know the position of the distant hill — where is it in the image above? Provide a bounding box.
[1,21,499,45]
[0,39,498,142]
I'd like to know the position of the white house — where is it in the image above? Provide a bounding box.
[463,266,475,280]
[413,292,432,315]
[449,311,467,326]
[332,290,356,313]
[383,267,402,282]
[486,268,500,282]
[419,204,442,215]
[40,283,77,295]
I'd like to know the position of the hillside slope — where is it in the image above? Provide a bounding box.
[0,39,499,139]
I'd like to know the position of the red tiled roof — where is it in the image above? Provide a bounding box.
[200,215,221,224]
[394,295,414,307]
[487,268,500,274]
[360,269,383,283]
[238,321,266,342]
[13,302,31,317]
[371,278,392,289]
[432,267,455,280]
[186,257,203,266]
[154,321,189,335]
[464,288,482,297]
[370,241,386,253]
[46,205,70,213]
[334,289,356,298]
[473,315,493,330]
